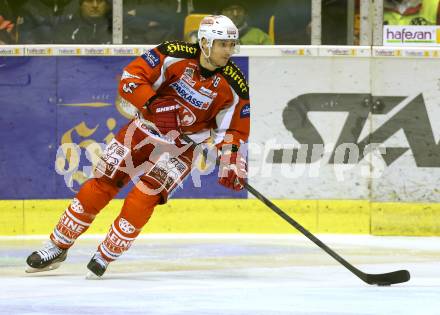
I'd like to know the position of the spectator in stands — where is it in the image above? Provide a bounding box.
[273,0,311,44]
[55,0,112,44]
[0,0,17,44]
[221,3,273,45]
[19,0,78,44]
[384,0,440,25]
[123,0,184,44]
[183,29,198,43]
[0,15,14,44]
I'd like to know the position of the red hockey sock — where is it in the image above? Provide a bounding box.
[50,178,119,249]
[97,185,161,262]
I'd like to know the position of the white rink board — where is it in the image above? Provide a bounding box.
[248,53,440,202]
[369,59,440,202]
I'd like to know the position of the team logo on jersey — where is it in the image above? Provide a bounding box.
[240,103,250,118]
[182,68,196,86]
[141,49,160,68]
[179,104,196,126]
[170,78,214,110]
[184,67,195,78]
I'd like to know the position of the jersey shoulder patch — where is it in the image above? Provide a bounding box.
[157,41,199,59]
[221,60,249,100]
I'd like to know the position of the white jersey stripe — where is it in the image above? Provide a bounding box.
[213,85,240,144]
[152,56,185,91]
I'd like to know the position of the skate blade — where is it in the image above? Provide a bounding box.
[25,262,62,273]
[85,271,103,280]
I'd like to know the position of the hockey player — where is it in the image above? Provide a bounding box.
[25,15,250,278]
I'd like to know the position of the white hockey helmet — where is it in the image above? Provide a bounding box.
[198,15,239,56]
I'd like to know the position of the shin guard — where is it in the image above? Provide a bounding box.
[96,186,161,263]
[50,178,119,249]
[50,198,93,249]
[98,216,140,262]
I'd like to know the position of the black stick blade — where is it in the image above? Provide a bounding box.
[363,270,410,286]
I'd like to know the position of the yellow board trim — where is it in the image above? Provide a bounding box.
[0,199,439,236]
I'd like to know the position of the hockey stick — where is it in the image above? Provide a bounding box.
[243,183,410,286]
[180,134,410,286]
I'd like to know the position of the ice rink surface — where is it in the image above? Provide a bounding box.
[0,234,439,315]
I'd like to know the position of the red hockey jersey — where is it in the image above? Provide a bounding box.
[118,41,250,147]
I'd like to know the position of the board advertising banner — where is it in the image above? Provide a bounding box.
[383,25,440,46]
[249,56,440,202]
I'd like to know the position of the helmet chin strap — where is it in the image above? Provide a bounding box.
[201,44,223,69]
